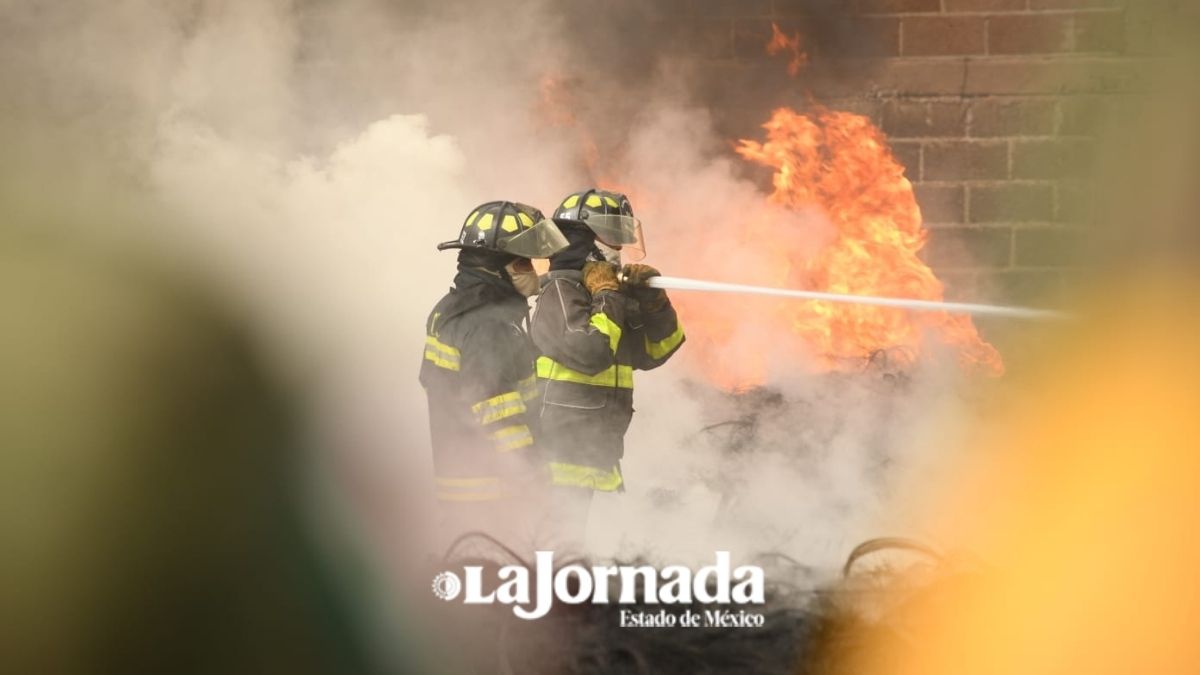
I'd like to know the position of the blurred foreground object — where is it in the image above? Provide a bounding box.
[826,274,1200,675]
[0,232,393,674]
[820,6,1200,672]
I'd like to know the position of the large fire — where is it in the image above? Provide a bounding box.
[536,30,1004,390]
[726,107,1003,380]
[656,104,1003,390]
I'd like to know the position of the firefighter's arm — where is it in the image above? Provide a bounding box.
[621,263,685,370]
[629,294,685,371]
[459,321,538,455]
[531,277,625,375]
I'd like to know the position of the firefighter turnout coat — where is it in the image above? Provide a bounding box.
[420,270,541,503]
[531,269,685,492]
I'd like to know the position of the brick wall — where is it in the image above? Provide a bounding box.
[684,0,1158,311]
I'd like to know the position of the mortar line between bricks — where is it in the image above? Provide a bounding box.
[1011,223,1085,230]
[822,55,1145,64]
[856,9,1126,17]
[924,179,1054,186]
[875,94,1062,102]
[888,134,1062,142]
[926,223,1023,229]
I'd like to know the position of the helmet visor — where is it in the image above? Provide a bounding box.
[496,218,570,259]
[586,214,644,261]
[585,214,641,246]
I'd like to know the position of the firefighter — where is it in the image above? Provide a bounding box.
[420,201,568,548]
[530,189,685,544]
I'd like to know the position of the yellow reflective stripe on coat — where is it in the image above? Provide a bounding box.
[645,322,685,360]
[536,357,633,388]
[549,462,623,492]
[589,312,622,354]
[434,475,509,502]
[424,335,461,371]
[489,423,534,452]
[471,390,526,425]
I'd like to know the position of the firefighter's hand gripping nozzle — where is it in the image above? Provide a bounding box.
[619,263,669,312]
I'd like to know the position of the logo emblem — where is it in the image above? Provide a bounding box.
[431,571,462,601]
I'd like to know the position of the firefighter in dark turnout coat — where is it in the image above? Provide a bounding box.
[530,189,685,538]
[420,201,568,543]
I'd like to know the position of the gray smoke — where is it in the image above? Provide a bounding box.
[0,0,979,592]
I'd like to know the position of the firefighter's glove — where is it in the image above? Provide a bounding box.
[621,263,669,312]
[582,261,620,296]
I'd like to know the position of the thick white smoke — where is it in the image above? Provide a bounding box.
[1,0,978,587]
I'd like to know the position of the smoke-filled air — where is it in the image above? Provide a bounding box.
[1,0,998,590]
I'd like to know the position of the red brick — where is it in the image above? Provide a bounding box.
[1030,0,1121,8]
[697,0,773,17]
[922,226,1013,269]
[963,57,1150,95]
[1015,226,1087,266]
[903,17,987,55]
[944,0,1026,11]
[881,100,968,138]
[988,15,1073,54]
[1012,139,1095,179]
[969,183,1055,222]
[1074,10,1126,53]
[890,141,923,180]
[969,98,1059,137]
[935,271,980,302]
[924,141,1009,181]
[857,0,941,13]
[843,18,902,57]
[820,98,885,126]
[685,19,734,59]
[914,184,966,223]
[842,58,968,96]
[980,269,1064,305]
[733,20,778,60]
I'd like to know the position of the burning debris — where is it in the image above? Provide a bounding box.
[733,108,1003,378]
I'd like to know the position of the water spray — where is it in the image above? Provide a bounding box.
[635,275,1073,321]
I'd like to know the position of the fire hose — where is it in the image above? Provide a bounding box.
[628,274,1073,321]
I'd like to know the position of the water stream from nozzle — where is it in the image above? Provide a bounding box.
[621,273,1072,321]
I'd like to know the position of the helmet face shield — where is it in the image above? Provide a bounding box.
[622,222,645,262]
[495,218,570,259]
[584,214,645,261]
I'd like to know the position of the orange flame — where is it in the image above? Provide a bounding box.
[766,22,807,77]
[728,107,1003,378]
[534,68,1003,388]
